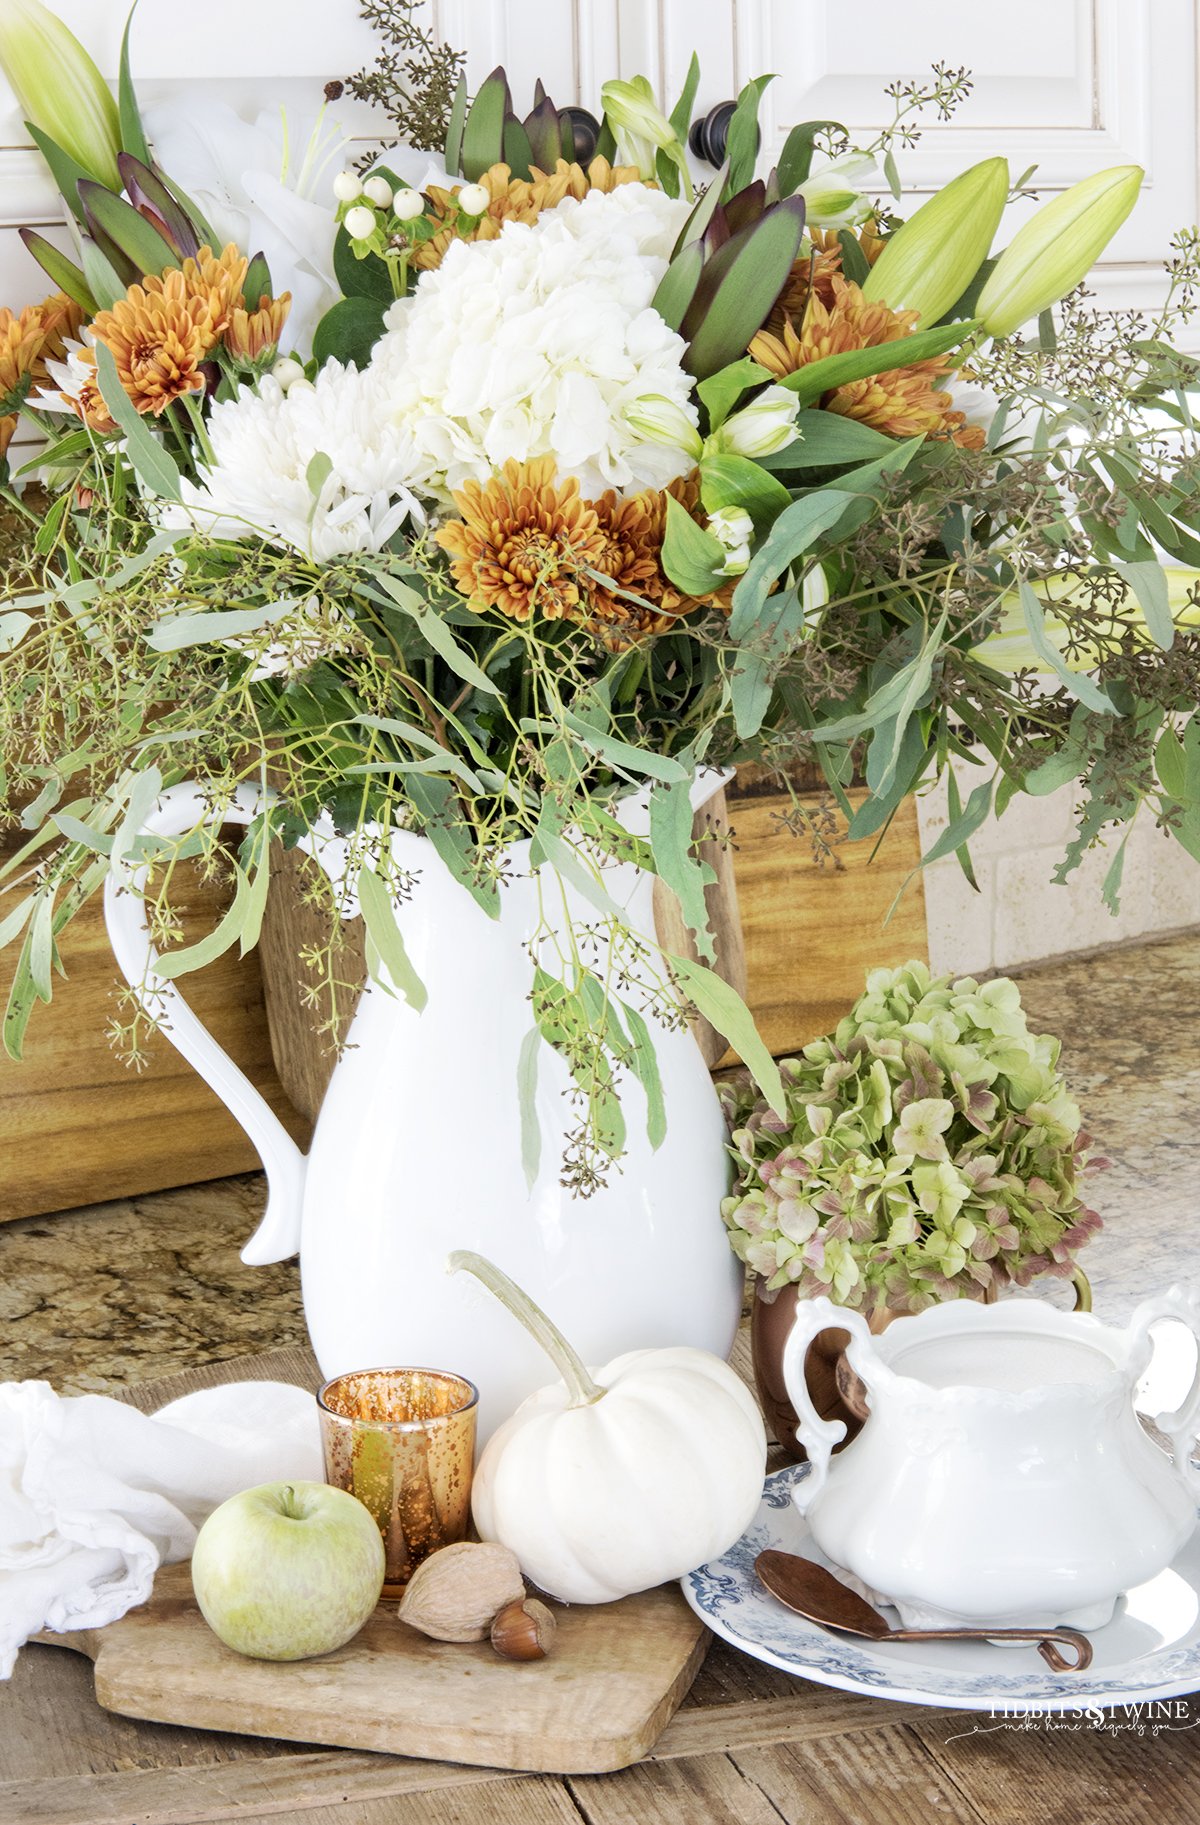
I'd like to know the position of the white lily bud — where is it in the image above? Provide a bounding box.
[333,169,362,203]
[392,186,425,222]
[797,153,882,232]
[344,204,378,241]
[271,357,306,391]
[363,174,393,209]
[708,506,754,576]
[456,182,491,218]
[711,385,800,459]
[624,393,704,460]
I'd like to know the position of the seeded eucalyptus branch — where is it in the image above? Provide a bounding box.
[345,0,466,152]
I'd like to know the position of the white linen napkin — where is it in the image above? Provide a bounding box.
[0,1377,323,1676]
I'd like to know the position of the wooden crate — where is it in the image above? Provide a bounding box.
[724,772,928,1062]
[0,771,928,1220]
[0,842,309,1224]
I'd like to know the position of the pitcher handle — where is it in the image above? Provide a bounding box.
[780,1295,877,1512]
[102,781,306,1265]
[1126,1286,1200,1498]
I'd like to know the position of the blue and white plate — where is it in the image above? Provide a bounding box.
[682,1464,1200,1712]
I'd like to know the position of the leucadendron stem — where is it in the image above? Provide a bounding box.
[448,1250,605,1408]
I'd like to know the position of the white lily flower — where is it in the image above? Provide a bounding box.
[143,98,357,357]
[710,385,800,459]
[797,153,882,231]
[624,394,704,460]
[708,505,754,575]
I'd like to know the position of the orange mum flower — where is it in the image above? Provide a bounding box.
[167,243,249,342]
[766,221,886,336]
[91,270,215,416]
[0,290,85,458]
[435,457,607,622]
[414,158,645,272]
[584,472,733,649]
[224,292,292,362]
[750,277,984,448]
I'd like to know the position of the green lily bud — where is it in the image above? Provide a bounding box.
[0,0,121,191]
[863,157,1010,326]
[976,165,1143,338]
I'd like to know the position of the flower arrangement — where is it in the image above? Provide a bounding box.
[721,961,1101,1312]
[2,7,1199,1186]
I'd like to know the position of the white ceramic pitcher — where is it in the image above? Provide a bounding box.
[103,774,742,1441]
[782,1290,1200,1629]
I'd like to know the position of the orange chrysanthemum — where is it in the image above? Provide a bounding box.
[0,290,85,459]
[224,292,292,362]
[750,277,984,448]
[91,270,214,416]
[168,243,249,343]
[766,220,886,335]
[435,457,607,622]
[584,472,733,649]
[414,158,645,272]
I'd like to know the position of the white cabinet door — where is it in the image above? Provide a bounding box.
[2,1,1194,313]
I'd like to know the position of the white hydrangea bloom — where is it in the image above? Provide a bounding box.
[163,363,434,562]
[370,183,698,500]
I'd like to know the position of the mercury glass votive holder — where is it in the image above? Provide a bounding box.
[317,1366,478,1596]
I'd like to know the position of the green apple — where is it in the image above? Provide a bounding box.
[191,1481,385,1661]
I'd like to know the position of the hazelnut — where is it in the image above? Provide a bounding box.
[490,1596,557,1661]
[397,1542,525,1642]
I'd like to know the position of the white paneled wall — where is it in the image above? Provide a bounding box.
[2,1,1198,967]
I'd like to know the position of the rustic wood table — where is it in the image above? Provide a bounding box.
[4,1336,1197,1825]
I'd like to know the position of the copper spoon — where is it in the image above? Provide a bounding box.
[755,1550,1093,1672]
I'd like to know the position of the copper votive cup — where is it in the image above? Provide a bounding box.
[317,1366,478,1596]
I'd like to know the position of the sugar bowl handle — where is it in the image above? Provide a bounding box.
[781,1297,877,1512]
[1126,1285,1200,1497]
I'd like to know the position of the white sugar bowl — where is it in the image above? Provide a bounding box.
[782,1288,1200,1630]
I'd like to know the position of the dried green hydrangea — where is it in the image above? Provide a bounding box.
[720,961,1102,1313]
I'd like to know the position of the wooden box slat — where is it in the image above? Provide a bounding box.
[0,847,309,1223]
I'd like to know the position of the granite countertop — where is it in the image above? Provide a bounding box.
[2,931,1198,1394]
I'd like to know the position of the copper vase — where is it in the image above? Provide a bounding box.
[751,1280,896,1461]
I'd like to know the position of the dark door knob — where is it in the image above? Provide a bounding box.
[560,106,602,164]
[688,101,760,167]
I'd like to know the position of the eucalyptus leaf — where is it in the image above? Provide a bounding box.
[368,574,501,699]
[517,1024,543,1188]
[669,953,785,1115]
[649,776,716,961]
[621,999,667,1148]
[357,863,428,1011]
[0,613,33,653]
[405,773,499,918]
[1019,582,1115,715]
[146,598,293,652]
[1114,559,1173,650]
[93,342,182,501]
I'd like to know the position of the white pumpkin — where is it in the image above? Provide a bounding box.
[450,1252,767,1604]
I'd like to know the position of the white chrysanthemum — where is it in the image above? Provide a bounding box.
[370,183,698,500]
[162,364,434,562]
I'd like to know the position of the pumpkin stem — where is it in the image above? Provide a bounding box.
[448,1250,605,1408]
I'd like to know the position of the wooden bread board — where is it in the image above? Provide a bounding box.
[40,1559,709,1776]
